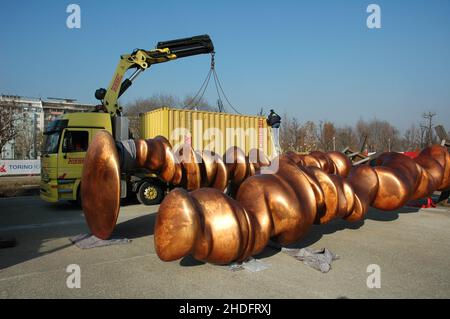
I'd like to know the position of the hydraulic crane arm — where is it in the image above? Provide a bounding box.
[95,34,214,116]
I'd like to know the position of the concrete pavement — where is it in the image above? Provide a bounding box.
[0,196,449,298]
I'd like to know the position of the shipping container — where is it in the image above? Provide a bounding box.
[140,107,275,158]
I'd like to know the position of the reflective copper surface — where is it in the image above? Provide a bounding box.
[153,145,450,264]
[154,188,200,261]
[81,132,272,239]
[81,130,121,240]
[80,131,450,265]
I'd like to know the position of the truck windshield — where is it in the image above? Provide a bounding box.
[43,119,68,154]
[43,132,61,154]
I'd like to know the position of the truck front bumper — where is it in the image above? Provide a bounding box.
[40,180,59,203]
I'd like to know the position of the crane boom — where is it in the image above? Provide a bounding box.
[95,35,214,116]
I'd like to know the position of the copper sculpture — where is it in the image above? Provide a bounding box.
[81,130,450,265]
[155,145,450,264]
[81,130,270,240]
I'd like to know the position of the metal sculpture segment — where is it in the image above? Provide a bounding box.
[81,130,450,265]
[155,145,450,264]
[81,130,270,240]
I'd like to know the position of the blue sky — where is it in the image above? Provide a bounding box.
[1,0,449,131]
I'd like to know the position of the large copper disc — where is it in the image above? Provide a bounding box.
[273,159,317,244]
[372,166,410,210]
[310,151,332,173]
[308,166,339,224]
[298,165,325,212]
[301,154,322,169]
[345,165,379,222]
[285,151,305,166]
[154,188,200,261]
[198,150,217,187]
[81,130,121,240]
[191,189,243,264]
[225,146,248,185]
[419,145,450,190]
[211,153,228,191]
[325,151,352,177]
[236,175,274,255]
[154,136,176,183]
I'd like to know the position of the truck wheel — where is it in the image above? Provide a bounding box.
[69,187,82,207]
[76,187,82,207]
[137,182,164,206]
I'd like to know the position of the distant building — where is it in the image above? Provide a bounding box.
[0,95,94,159]
[42,97,92,130]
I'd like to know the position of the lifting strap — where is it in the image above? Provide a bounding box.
[185,54,241,114]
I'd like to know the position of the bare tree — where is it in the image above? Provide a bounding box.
[403,124,421,151]
[277,113,444,153]
[355,118,400,152]
[181,95,215,111]
[335,125,358,151]
[317,121,336,151]
[14,130,34,159]
[279,113,294,152]
[355,119,370,150]
[421,111,437,147]
[280,114,306,152]
[11,112,42,159]
[302,121,318,152]
[0,105,21,156]
[124,93,180,116]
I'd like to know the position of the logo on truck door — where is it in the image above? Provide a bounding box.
[68,158,84,165]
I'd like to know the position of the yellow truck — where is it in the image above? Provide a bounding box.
[40,35,274,206]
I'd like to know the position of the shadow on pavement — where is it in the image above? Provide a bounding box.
[0,197,86,270]
[114,212,156,239]
[254,205,422,261]
[0,194,159,270]
[180,255,206,267]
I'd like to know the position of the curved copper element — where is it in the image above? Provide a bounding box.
[81,130,121,240]
[154,136,176,183]
[224,146,250,185]
[81,130,450,263]
[248,148,271,170]
[178,147,202,191]
[155,146,450,265]
[81,131,271,238]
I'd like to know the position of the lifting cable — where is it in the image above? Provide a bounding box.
[184,67,212,109]
[184,53,241,115]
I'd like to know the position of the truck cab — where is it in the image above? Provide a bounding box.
[41,112,166,206]
[40,112,112,203]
